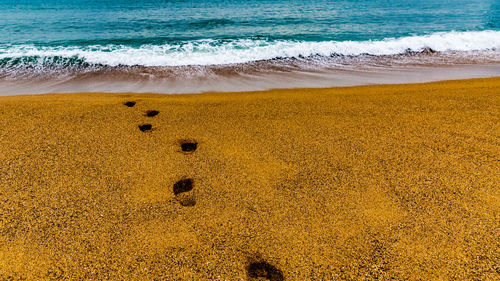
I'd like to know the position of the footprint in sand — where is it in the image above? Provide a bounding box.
[179,140,198,153]
[138,124,152,132]
[247,261,284,281]
[124,101,136,107]
[173,178,196,206]
[145,110,159,117]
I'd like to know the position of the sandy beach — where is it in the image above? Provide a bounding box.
[0,78,499,280]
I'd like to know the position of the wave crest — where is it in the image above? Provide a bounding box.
[0,30,499,68]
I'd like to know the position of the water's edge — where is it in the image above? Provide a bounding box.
[0,64,498,96]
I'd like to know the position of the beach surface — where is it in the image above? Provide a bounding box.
[0,78,499,280]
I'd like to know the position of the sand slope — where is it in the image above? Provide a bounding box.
[0,78,499,280]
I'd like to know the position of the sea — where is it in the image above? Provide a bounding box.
[0,0,499,94]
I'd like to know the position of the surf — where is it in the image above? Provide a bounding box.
[0,31,499,68]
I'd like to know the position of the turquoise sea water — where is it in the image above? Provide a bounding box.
[0,0,499,93]
[1,0,498,45]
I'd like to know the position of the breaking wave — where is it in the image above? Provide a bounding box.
[0,31,499,68]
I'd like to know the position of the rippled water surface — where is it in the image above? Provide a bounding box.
[0,0,498,94]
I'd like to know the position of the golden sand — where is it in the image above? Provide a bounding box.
[0,78,499,280]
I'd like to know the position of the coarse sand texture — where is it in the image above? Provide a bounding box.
[0,78,499,280]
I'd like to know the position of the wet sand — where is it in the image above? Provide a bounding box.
[1,63,499,96]
[0,78,499,280]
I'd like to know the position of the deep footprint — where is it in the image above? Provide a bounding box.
[180,141,198,153]
[173,178,194,195]
[145,110,159,117]
[173,178,195,206]
[247,261,284,281]
[138,124,152,132]
[124,101,136,107]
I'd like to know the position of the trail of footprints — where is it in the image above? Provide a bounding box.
[124,100,284,281]
[125,100,199,206]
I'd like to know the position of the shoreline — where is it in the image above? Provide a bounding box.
[0,63,499,96]
[0,75,499,98]
[1,77,499,280]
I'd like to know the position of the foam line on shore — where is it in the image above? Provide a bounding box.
[0,30,499,67]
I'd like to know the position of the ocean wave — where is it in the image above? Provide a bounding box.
[0,31,499,68]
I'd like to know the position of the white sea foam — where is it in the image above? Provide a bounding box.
[0,31,499,67]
